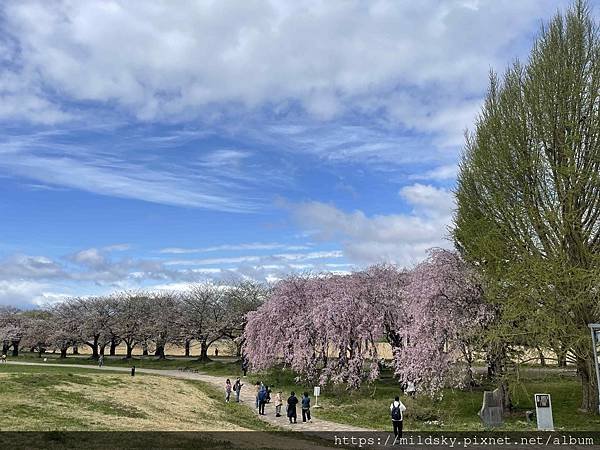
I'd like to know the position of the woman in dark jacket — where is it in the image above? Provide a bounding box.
[287,391,299,423]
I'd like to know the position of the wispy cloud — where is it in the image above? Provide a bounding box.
[164,250,343,267]
[0,131,264,212]
[159,242,310,254]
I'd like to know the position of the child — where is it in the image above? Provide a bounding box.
[274,391,283,417]
[301,392,312,423]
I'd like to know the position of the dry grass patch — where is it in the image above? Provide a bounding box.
[0,371,247,431]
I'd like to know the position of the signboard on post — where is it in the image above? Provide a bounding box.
[534,393,554,431]
[313,386,321,408]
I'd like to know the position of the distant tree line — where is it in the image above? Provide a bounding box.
[0,281,266,361]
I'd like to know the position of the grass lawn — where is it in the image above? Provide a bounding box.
[0,364,333,449]
[9,353,600,431]
[11,351,242,376]
[244,365,600,432]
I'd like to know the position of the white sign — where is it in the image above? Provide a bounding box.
[534,393,554,431]
[314,386,321,397]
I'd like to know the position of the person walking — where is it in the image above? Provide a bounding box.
[214,347,219,357]
[98,355,104,368]
[225,379,232,403]
[255,382,261,409]
[274,391,283,417]
[301,392,312,423]
[266,385,272,403]
[390,395,407,440]
[233,377,243,403]
[258,384,267,415]
[287,391,298,424]
[242,358,249,377]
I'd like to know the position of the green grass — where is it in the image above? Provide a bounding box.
[9,353,600,431]
[11,351,243,376]
[0,363,268,431]
[244,365,600,431]
[0,364,334,449]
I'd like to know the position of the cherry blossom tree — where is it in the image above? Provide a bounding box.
[394,249,490,395]
[243,273,392,388]
[0,306,25,356]
[180,283,229,361]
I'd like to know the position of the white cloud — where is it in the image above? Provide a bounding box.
[1,0,568,134]
[0,280,69,308]
[291,183,455,266]
[164,250,342,266]
[399,183,455,218]
[410,164,458,181]
[0,132,261,212]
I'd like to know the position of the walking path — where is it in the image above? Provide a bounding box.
[4,361,375,434]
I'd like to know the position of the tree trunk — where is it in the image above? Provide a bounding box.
[155,344,165,359]
[99,344,106,356]
[578,357,599,413]
[37,347,45,358]
[87,336,99,359]
[126,342,133,359]
[60,347,68,358]
[142,342,148,356]
[557,348,568,367]
[198,339,210,362]
[11,340,19,357]
[2,341,9,355]
[184,339,190,357]
[72,345,79,355]
[110,339,117,356]
[537,347,546,366]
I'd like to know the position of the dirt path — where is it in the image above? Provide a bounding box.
[4,361,375,434]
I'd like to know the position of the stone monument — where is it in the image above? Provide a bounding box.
[534,393,554,430]
[478,388,504,427]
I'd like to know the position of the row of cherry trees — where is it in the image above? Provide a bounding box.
[0,281,266,360]
[243,249,491,394]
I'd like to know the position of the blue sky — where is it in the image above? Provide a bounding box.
[0,0,579,307]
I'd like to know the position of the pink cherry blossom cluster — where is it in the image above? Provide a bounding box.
[243,249,490,393]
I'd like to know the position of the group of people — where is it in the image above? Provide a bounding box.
[223,378,312,424]
[225,377,244,403]
[224,373,409,438]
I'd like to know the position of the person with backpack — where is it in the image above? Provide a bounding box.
[258,383,268,415]
[287,391,299,424]
[390,395,407,439]
[233,377,243,402]
[301,392,312,423]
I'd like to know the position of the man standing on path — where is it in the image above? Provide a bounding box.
[287,391,298,424]
[233,377,243,403]
[301,392,312,423]
[98,355,104,368]
[258,384,267,415]
[390,395,406,440]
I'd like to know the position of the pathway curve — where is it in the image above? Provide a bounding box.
[4,361,375,434]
